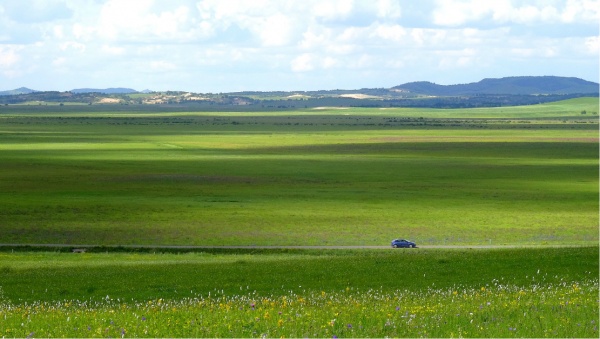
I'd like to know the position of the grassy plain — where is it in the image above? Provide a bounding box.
[0,97,598,337]
[0,247,598,337]
[0,98,598,246]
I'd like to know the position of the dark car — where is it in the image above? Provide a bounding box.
[391,239,417,248]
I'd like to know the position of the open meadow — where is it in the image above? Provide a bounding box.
[0,98,598,337]
[0,97,597,246]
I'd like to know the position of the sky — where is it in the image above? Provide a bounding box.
[0,0,598,92]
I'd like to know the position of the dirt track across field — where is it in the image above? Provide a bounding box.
[0,244,586,250]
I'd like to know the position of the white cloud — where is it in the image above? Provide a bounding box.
[97,0,195,42]
[350,54,373,69]
[584,36,599,54]
[52,25,65,39]
[0,45,23,78]
[71,23,94,41]
[376,0,402,19]
[372,24,407,42]
[561,0,600,23]
[433,0,600,26]
[298,28,331,49]
[252,13,296,47]
[101,44,125,55]
[291,53,315,72]
[432,0,496,26]
[326,43,358,55]
[0,45,21,68]
[322,56,339,69]
[437,48,479,69]
[311,0,354,21]
[60,41,85,52]
[195,0,305,47]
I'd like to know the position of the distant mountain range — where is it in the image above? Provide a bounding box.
[1,76,597,97]
[0,76,597,109]
[393,76,598,96]
[0,87,38,95]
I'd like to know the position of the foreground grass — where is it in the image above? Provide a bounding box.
[0,247,597,337]
[1,281,597,338]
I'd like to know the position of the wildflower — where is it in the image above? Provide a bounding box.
[347,324,353,329]
[278,319,284,327]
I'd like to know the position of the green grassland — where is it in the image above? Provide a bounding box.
[0,97,598,337]
[0,247,598,337]
[0,98,597,246]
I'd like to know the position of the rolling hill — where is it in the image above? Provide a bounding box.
[0,87,38,96]
[393,76,599,96]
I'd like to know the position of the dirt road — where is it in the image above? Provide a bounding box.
[0,243,582,250]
